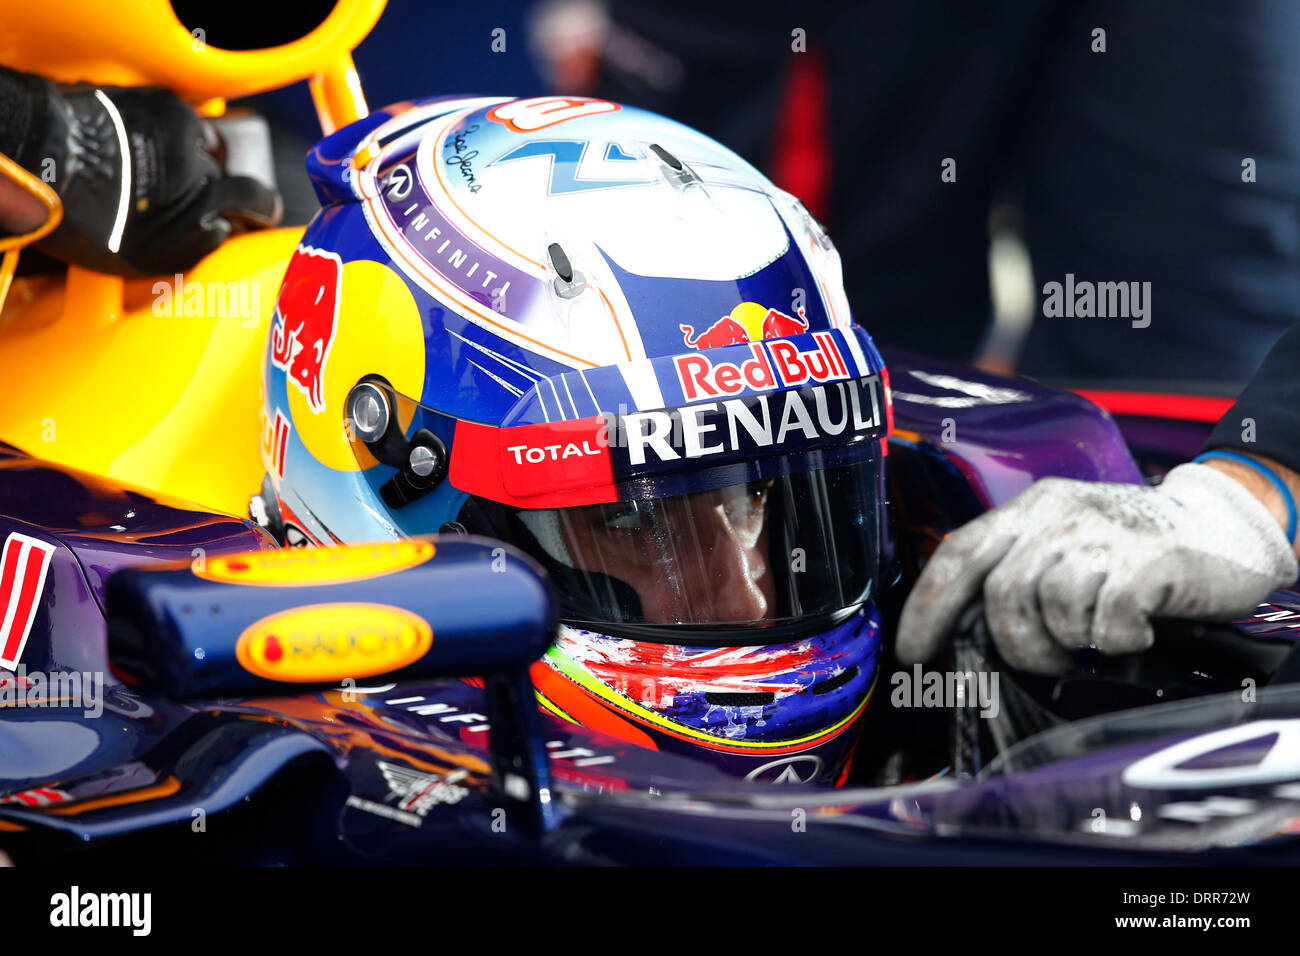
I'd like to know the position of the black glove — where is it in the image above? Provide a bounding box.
[14,77,281,277]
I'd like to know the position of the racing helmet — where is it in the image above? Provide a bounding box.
[257,95,893,785]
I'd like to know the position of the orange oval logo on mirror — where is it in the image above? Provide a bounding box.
[196,540,435,587]
[235,603,433,682]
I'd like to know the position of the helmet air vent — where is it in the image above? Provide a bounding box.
[703,691,776,707]
[648,142,702,189]
[647,143,712,217]
[648,143,683,171]
[810,665,860,696]
[547,242,587,300]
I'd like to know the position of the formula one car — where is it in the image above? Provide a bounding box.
[2,0,1300,867]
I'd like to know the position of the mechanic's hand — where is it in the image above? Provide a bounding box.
[28,80,281,277]
[897,464,1299,675]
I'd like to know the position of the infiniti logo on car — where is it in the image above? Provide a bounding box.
[744,755,824,784]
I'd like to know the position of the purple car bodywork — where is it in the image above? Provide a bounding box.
[1,348,1298,865]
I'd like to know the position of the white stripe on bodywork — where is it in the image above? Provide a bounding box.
[0,534,55,669]
[0,545,30,660]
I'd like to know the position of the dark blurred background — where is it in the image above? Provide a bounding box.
[240,0,1300,390]
[240,0,547,224]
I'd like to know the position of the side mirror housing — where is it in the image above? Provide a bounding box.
[106,535,559,833]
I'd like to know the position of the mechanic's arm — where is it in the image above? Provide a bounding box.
[0,64,280,276]
[897,324,1300,675]
[1202,452,1300,556]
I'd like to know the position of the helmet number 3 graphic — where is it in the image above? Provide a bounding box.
[487,97,620,133]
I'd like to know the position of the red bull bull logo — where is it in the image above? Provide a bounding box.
[680,301,809,350]
[271,246,343,414]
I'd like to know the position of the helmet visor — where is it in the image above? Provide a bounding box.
[460,448,884,631]
[345,365,888,635]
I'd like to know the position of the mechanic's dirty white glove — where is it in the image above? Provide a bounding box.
[897,463,1299,675]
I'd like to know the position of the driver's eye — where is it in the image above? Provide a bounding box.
[740,479,773,514]
[720,480,772,532]
[599,504,643,533]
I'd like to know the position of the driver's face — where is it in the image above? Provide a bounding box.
[558,481,776,624]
